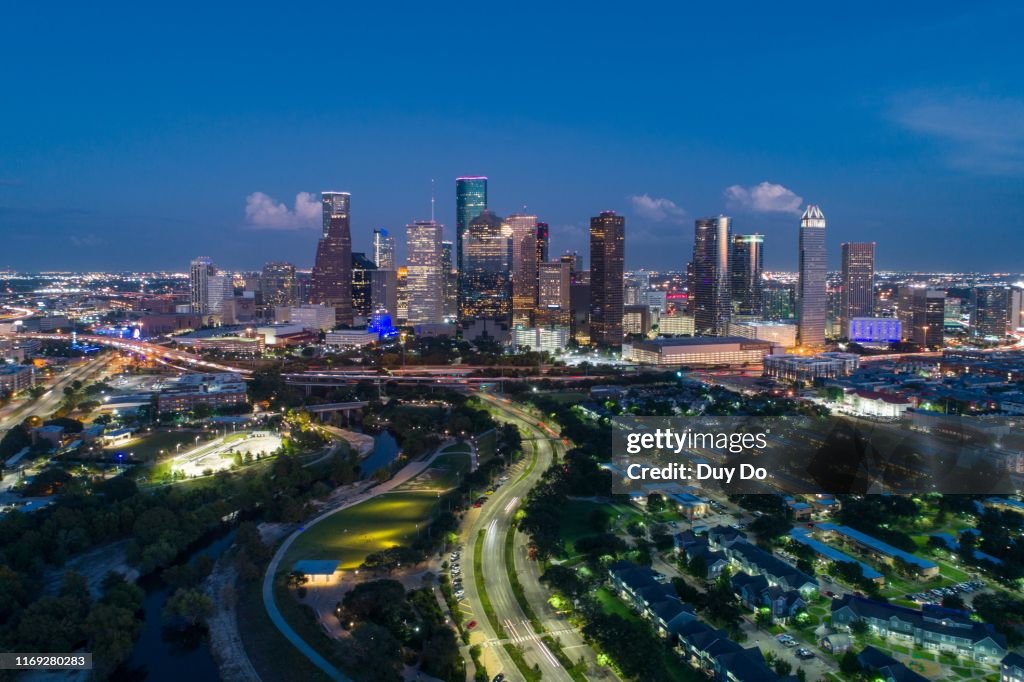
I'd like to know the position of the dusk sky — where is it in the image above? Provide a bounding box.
[2,2,1022,273]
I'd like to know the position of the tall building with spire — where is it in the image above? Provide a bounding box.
[840,242,875,335]
[589,210,625,347]
[311,191,353,325]
[406,220,444,325]
[456,177,488,317]
[692,216,732,336]
[797,205,827,347]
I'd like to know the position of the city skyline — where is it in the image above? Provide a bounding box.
[3,4,1023,271]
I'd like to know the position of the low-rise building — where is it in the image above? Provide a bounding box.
[628,337,772,368]
[156,372,248,413]
[816,523,938,578]
[832,596,1006,662]
[788,528,885,584]
[0,364,34,392]
[708,525,818,596]
[324,329,378,347]
[728,320,798,347]
[764,352,860,382]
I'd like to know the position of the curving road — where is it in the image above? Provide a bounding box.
[478,393,621,681]
[463,392,616,682]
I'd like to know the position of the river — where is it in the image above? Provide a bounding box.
[357,429,400,479]
[113,530,235,682]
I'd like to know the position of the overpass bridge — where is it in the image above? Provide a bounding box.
[5,332,253,375]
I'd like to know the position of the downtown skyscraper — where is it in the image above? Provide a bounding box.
[373,228,396,270]
[405,220,444,325]
[456,177,488,317]
[692,216,732,336]
[508,213,539,328]
[840,242,875,334]
[463,210,511,320]
[797,205,827,347]
[589,211,625,347]
[730,233,764,318]
[311,191,353,325]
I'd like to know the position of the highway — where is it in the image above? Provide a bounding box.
[460,394,568,681]
[477,395,618,675]
[0,355,113,436]
[462,393,612,682]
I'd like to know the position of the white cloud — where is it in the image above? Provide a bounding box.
[70,233,102,247]
[892,92,1024,175]
[724,182,803,215]
[628,194,687,223]
[244,191,320,229]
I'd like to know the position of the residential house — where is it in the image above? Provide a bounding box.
[832,595,1007,662]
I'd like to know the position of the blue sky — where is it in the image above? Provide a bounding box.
[2,2,1022,272]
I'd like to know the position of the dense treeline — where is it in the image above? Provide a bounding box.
[0,447,360,673]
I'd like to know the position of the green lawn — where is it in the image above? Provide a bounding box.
[594,586,641,622]
[394,451,470,492]
[558,499,609,555]
[284,490,441,569]
[105,429,199,462]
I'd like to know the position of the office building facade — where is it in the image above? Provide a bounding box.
[797,205,827,347]
[462,210,511,320]
[589,211,625,346]
[731,233,764,317]
[456,176,488,316]
[508,213,539,327]
[406,220,444,325]
[372,228,395,270]
[260,261,296,310]
[971,286,1011,339]
[311,191,353,325]
[692,217,732,336]
[840,242,875,333]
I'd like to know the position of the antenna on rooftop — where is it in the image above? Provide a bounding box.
[431,179,436,222]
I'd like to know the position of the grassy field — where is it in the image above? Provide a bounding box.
[594,586,641,622]
[236,573,332,682]
[284,491,441,569]
[104,429,199,462]
[395,450,470,493]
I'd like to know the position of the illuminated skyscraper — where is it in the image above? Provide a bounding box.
[463,210,511,320]
[797,205,827,347]
[456,177,488,316]
[373,228,396,270]
[351,252,377,317]
[406,220,444,325]
[508,213,539,327]
[311,191,353,325]
[190,257,213,314]
[898,286,945,348]
[537,260,571,328]
[840,242,875,333]
[260,261,296,309]
[971,286,1011,339]
[321,192,350,237]
[692,216,732,336]
[535,222,549,264]
[441,240,457,320]
[589,211,625,347]
[730,233,763,317]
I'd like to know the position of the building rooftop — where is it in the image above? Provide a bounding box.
[818,523,937,570]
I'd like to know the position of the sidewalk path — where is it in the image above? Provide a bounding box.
[261,439,457,681]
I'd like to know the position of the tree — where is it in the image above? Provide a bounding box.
[646,493,665,512]
[773,658,793,676]
[85,603,139,676]
[163,587,214,626]
[839,650,861,675]
[849,618,869,636]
